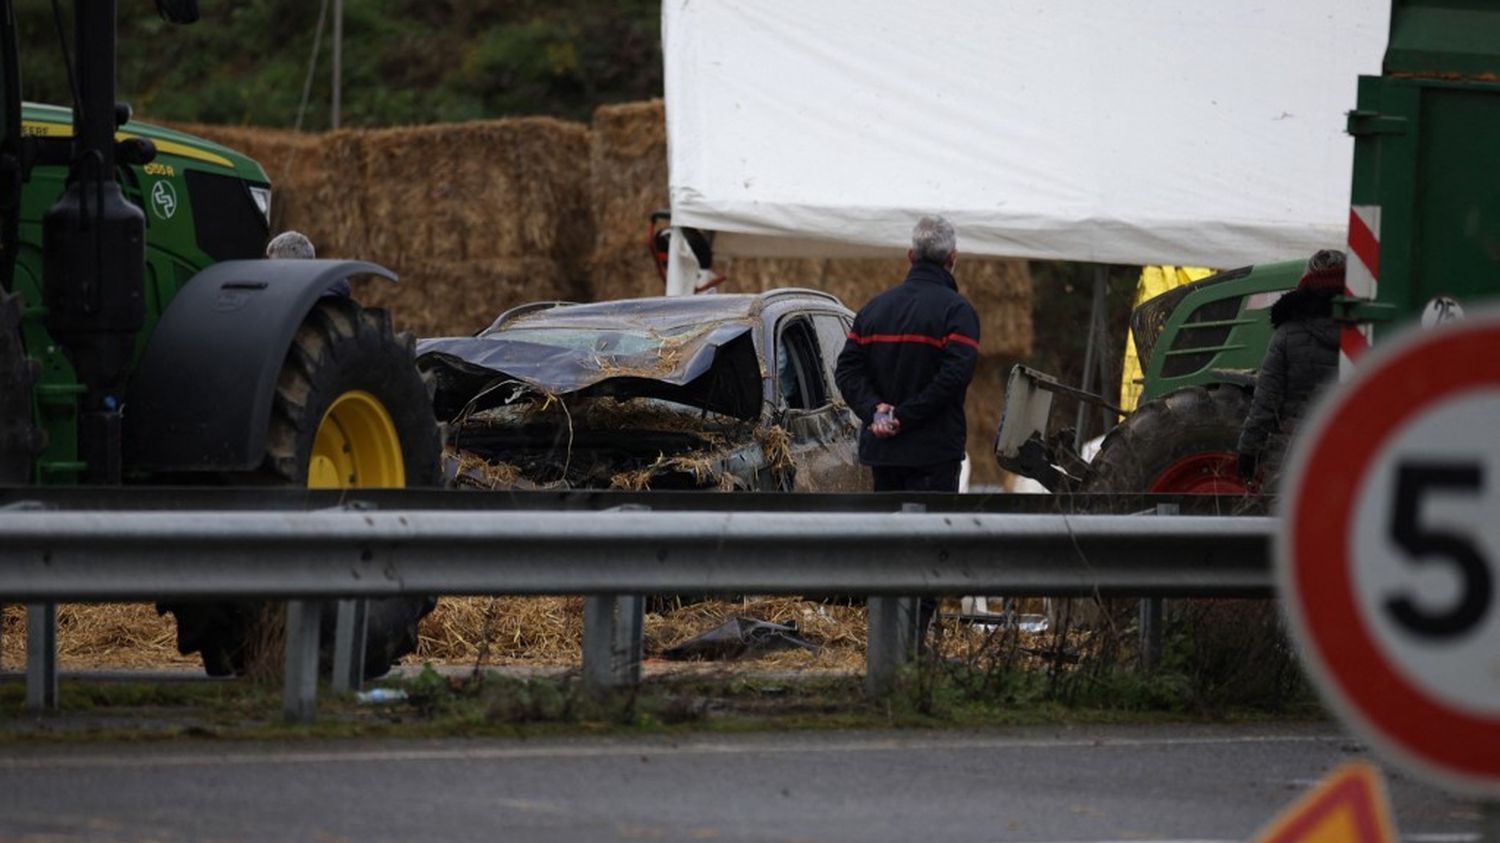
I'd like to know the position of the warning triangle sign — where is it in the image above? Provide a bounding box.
[1253,762,1398,843]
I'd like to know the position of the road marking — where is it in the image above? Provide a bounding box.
[0,733,1342,771]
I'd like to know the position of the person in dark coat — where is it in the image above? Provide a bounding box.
[1237,249,1345,487]
[834,215,981,493]
[835,215,979,652]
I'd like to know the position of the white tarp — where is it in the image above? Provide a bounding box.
[664,1,1390,267]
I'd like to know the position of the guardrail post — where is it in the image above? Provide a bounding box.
[582,594,644,693]
[583,506,648,694]
[331,598,368,695]
[283,600,322,723]
[866,503,926,697]
[1140,503,1179,671]
[865,596,915,697]
[25,602,57,712]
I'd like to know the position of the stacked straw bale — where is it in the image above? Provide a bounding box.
[353,257,567,338]
[586,100,670,302]
[351,120,593,270]
[344,119,594,335]
[170,122,331,246]
[170,118,594,337]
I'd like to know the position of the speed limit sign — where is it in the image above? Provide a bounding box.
[1280,313,1500,796]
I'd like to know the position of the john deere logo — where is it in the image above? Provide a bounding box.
[150,180,177,220]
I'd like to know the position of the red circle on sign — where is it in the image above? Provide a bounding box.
[1286,320,1500,791]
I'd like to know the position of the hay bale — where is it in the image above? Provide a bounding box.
[717,257,819,293]
[300,129,370,259]
[161,121,331,247]
[354,119,592,273]
[162,121,366,259]
[814,257,909,311]
[351,257,575,338]
[586,100,669,302]
[168,118,594,291]
[964,355,1017,488]
[962,259,1034,359]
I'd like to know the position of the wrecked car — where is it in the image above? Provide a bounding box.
[415,289,871,492]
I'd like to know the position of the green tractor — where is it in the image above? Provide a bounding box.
[996,260,1301,495]
[998,0,1500,498]
[0,1,441,675]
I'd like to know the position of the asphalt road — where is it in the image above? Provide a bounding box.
[0,723,1479,843]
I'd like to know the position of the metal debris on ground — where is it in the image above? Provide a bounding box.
[662,617,821,661]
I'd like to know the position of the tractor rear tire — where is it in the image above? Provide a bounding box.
[1058,385,1254,631]
[164,297,442,680]
[1085,384,1252,496]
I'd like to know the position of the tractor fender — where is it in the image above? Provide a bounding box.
[1205,368,1258,392]
[125,259,398,473]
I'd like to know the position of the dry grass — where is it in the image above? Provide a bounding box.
[1,603,197,670]
[5,596,1091,682]
[416,596,870,670]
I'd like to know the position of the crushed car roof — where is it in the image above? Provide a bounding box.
[416,296,774,421]
[491,295,765,331]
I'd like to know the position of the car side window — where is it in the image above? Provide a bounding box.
[776,316,829,411]
[812,314,852,389]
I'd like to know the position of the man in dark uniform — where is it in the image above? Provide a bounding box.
[835,215,980,493]
[835,215,979,652]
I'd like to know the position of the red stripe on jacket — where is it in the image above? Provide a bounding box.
[846,331,980,350]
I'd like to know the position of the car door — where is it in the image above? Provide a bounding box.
[770,308,868,491]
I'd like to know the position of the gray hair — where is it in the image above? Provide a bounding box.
[1306,248,1345,274]
[266,230,316,259]
[911,216,957,264]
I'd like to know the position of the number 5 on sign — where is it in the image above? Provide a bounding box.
[1279,312,1500,797]
[1386,463,1490,640]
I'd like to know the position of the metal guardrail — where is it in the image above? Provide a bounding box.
[0,503,1275,722]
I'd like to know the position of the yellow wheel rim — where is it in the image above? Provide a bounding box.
[307,390,406,488]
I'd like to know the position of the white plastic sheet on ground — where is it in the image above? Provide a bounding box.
[663,1,1389,267]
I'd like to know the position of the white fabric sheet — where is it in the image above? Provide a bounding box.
[664,1,1389,267]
